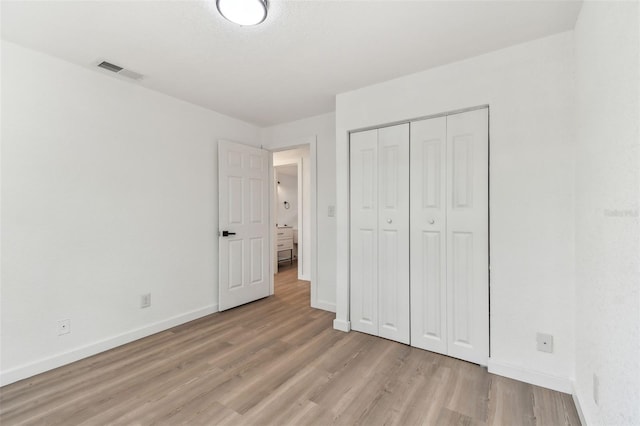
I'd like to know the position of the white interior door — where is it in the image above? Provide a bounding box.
[445,108,489,364]
[349,129,379,336]
[410,116,448,353]
[411,108,488,365]
[349,124,410,344]
[218,140,270,311]
[377,124,410,344]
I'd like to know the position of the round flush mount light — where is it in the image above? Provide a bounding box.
[216,0,268,26]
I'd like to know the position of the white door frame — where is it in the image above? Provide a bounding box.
[267,137,318,309]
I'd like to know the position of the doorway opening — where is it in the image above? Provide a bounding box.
[274,162,300,274]
[269,142,317,308]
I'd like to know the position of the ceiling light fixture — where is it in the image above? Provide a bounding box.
[216,0,268,26]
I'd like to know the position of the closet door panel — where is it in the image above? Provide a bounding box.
[377,124,410,344]
[446,108,489,365]
[350,129,379,336]
[410,117,447,353]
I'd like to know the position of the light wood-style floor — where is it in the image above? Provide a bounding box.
[1,263,580,425]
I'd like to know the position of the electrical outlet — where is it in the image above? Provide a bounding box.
[57,319,71,336]
[328,205,336,217]
[536,333,553,353]
[593,373,599,405]
[140,293,151,309]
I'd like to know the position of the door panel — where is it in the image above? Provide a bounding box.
[228,239,244,289]
[359,229,376,324]
[228,177,243,224]
[349,129,379,336]
[446,109,489,365]
[249,237,264,283]
[219,140,270,311]
[249,179,263,223]
[421,232,443,336]
[451,231,473,346]
[452,134,474,209]
[410,117,447,353]
[377,124,410,344]
[379,229,398,330]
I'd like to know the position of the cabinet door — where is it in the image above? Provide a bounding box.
[410,117,448,353]
[377,124,410,344]
[350,129,379,336]
[446,108,489,365]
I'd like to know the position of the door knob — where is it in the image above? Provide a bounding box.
[221,230,236,237]
[428,219,435,225]
[387,218,392,224]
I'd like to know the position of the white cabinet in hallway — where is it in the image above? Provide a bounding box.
[276,226,294,264]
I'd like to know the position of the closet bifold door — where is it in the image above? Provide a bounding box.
[410,108,489,365]
[377,124,410,344]
[349,124,410,344]
[410,116,448,354]
[446,108,489,365]
[350,129,379,336]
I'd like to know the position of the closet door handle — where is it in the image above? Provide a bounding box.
[428,219,435,225]
[387,218,393,224]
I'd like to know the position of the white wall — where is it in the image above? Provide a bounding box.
[0,41,261,385]
[275,169,298,228]
[574,2,640,424]
[335,33,576,391]
[261,113,336,311]
[273,148,310,278]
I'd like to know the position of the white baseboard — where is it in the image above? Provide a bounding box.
[0,304,218,386]
[333,318,351,332]
[487,359,573,393]
[313,300,336,313]
[572,385,588,426]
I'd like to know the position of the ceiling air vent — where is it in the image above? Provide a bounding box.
[97,61,123,73]
[97,60,143,80]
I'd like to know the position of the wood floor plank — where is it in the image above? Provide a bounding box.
[0,263,581,426]
[351,348,436,425]
[487,375,537,426]
[532,386,582,426]
[240,366,329,425]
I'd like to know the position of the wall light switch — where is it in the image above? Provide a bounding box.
[57,319,71,336]
[140,293,151,309]
[328,205,336,217]
[536,333,553,353]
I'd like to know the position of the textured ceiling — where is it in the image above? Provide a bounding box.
[1,1,582,126]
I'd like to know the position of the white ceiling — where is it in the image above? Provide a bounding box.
[1,0,582,126]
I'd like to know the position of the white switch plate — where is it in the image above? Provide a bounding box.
[328,205,336,217]
[536,333,553,353]
[57,319,71,335]
[140,293,151,308]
